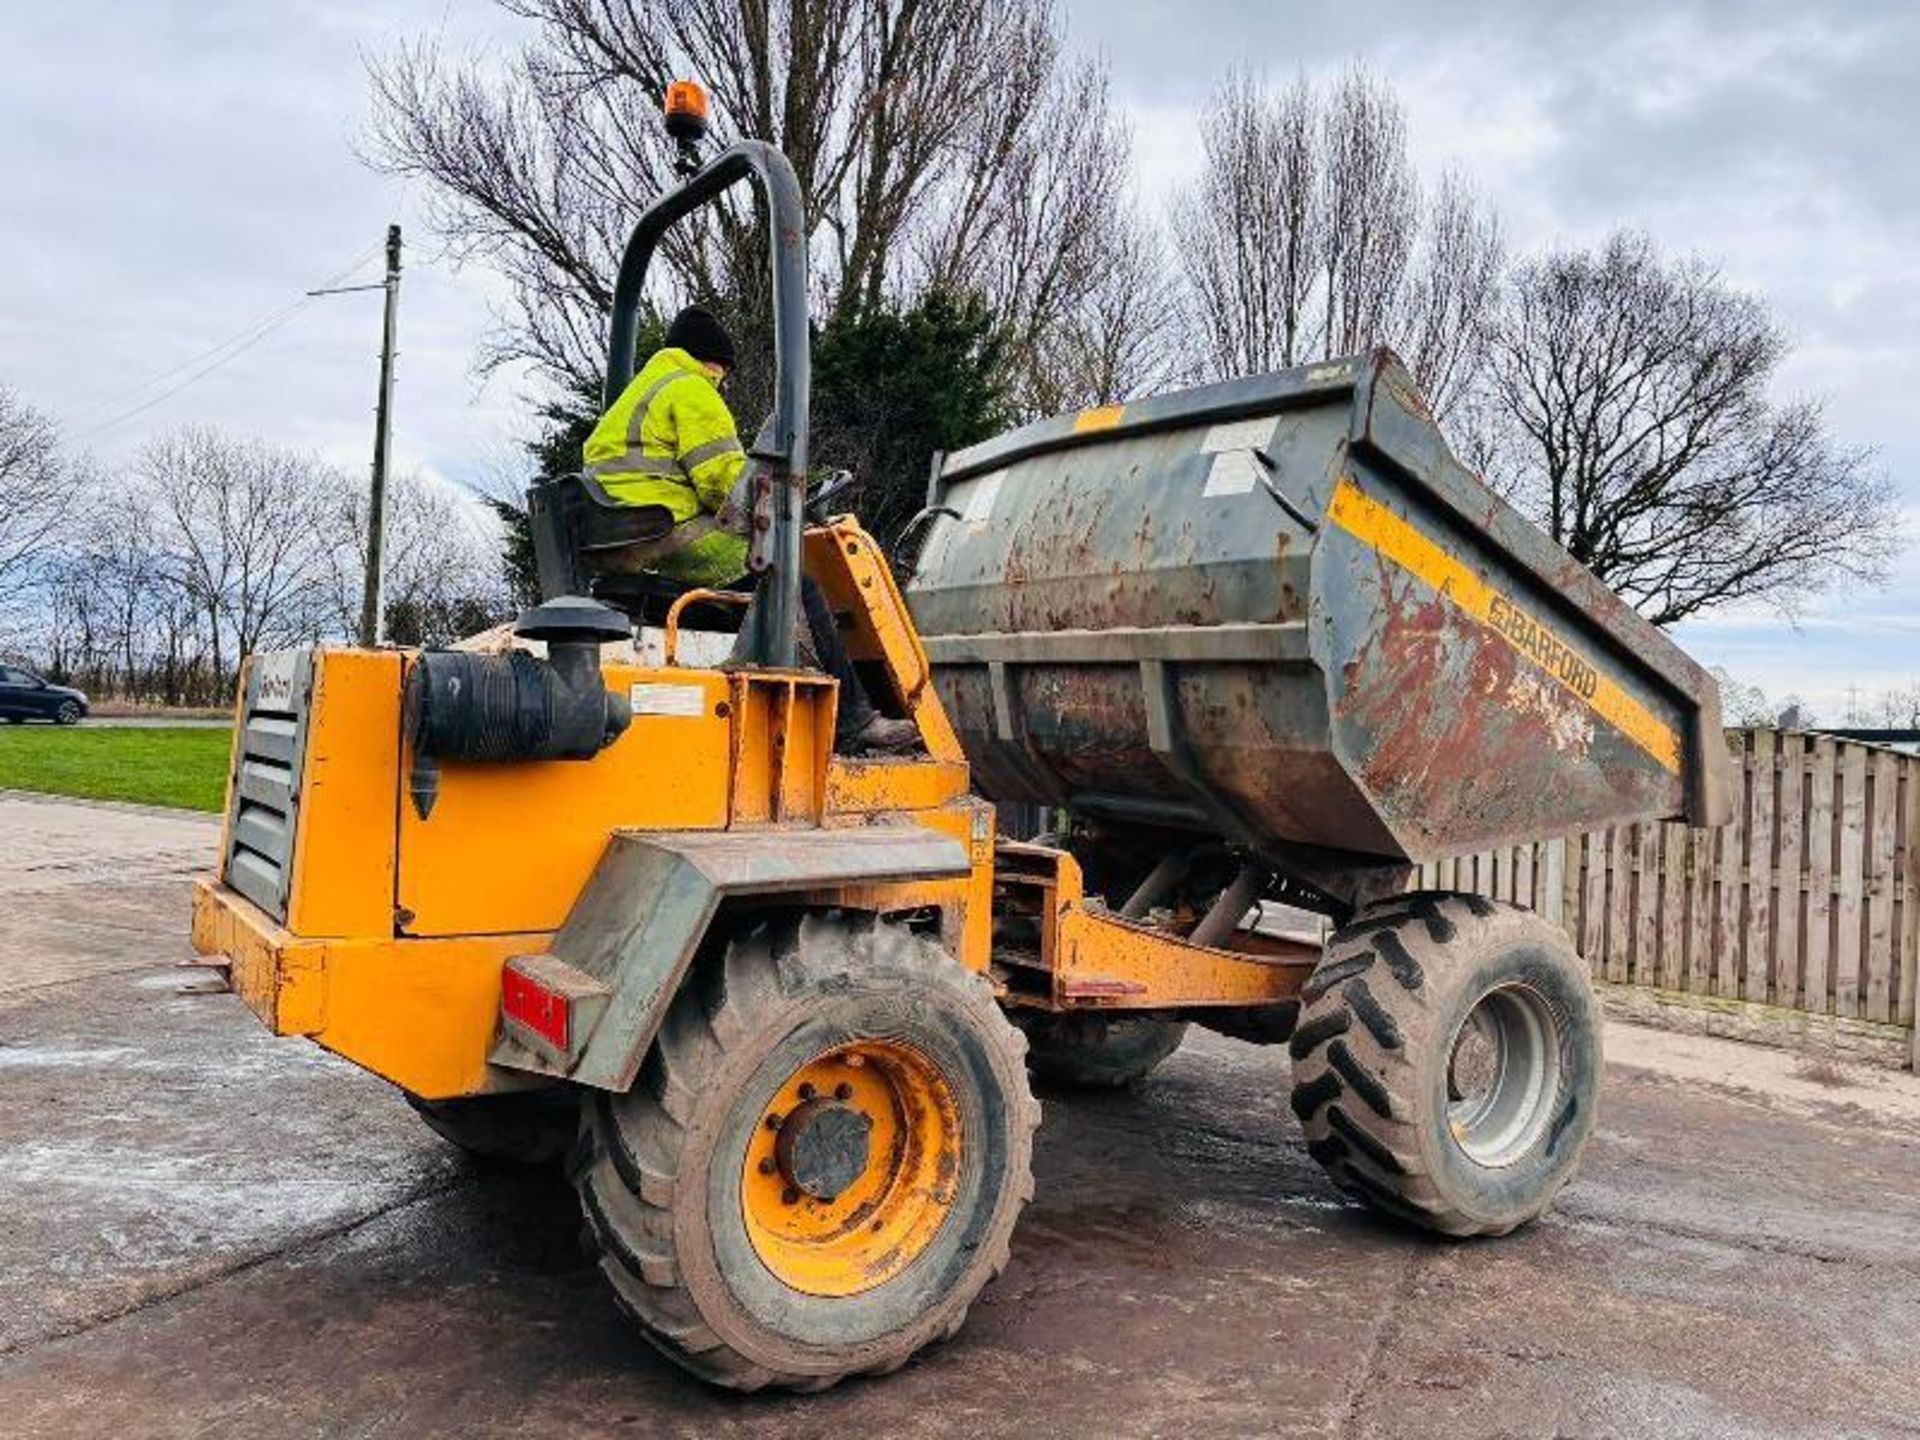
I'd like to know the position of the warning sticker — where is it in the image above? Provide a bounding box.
[961,473,1003,523]
[1202,449,1263,497]
[629,682,708,719]
[1200,416,1278,454]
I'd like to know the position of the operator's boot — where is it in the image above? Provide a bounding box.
[842,713,922,757]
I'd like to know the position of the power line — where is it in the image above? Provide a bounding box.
[68,242,376,418]
[69,241,386,443]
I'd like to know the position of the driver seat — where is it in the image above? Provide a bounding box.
[526,472,745,631]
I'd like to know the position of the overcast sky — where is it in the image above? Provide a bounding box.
[2,1,1915,718]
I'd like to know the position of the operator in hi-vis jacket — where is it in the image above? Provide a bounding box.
[584,305,918,755]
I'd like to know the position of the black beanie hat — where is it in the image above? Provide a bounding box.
[665,305,737,370]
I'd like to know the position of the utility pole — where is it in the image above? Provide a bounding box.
[360,224,403,647]
[308,224,404,649]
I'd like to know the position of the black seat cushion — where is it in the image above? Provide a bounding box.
[528,471,747,631]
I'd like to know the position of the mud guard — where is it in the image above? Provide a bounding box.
[489,826,970,1091]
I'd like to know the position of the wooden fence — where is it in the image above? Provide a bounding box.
[1416,730,1920,1064]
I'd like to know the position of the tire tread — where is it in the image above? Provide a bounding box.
[572,911,1037,1392]
[1288,892,1596,1239]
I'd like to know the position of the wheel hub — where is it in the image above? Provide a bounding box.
[741,1039,963,1297]
[1448,1011,1501,1103]
[775,1100,872,1201]
[1444,984,1562,1169]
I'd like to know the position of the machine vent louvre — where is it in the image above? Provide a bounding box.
[221,653,314,922]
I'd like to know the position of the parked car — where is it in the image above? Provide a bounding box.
[0,665,89,724]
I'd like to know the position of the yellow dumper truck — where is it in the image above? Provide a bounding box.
[191,88,1729,1391]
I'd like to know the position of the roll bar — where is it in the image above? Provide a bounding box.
[603,141,809,668]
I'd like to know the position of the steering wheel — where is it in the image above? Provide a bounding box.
[805,469,856,523]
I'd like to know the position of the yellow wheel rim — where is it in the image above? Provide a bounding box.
[741,1039,962,1298]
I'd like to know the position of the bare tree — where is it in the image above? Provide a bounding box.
[366,0,1078,404]
[140,428,346,681]
[1710,667,1814,729]
[1041,203,1187,411]
[1319,66,1417,357]
[51,484,169,699]
[1396,170,1504,417]
[1172,66,1502,415]
[913,52,1175,415]
[1866,684,1920,729]
[21,431,485,705]
[325,469,514,645]
[0,383,70,608]
[1173,70,1321,379]
[1483,232,1898,624]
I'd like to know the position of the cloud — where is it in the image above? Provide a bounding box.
[0,0,532,498]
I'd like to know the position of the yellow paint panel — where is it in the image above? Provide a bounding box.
[1325,478,1682,775]
[1054,905,1311,1007]
[728,672,834,826]
[813,802,996,972]
[740,1039,960,1296]
[1001,846,1310,1009]
[288,649,401,937]
[315,932,548,1098]
[827,757,969,814]
[194,877,324,1035]
[805,522,963,762]
[194,876,541,1098]
[399,663,732,935]
[1073,404,1124,433]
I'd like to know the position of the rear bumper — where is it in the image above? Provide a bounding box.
[191,875,324,1035]
[190,874,552,1101]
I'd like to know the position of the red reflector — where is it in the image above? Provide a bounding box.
[502,966,569,1051]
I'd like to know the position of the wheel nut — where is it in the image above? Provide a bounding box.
[834,1083,853,1100]
[797,1082,816,1100]
[764,1113,783,1131]
[782,1186,800,1205]
[758,1157,776,1175]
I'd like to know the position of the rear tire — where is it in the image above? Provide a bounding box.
[1289,892,1600,1237]
[1015,1012,1188,1088]
[573,911,1039,1391]
[407,1089,576,1165]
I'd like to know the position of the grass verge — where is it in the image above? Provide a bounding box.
[0,726,232,812]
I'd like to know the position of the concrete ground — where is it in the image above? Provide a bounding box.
[1,792,1918,1439]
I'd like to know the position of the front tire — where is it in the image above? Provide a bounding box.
[574,911,1039,1391]
[1289,892,1600,1237]
[55,701,82,725]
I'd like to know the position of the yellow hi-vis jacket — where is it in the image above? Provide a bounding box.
[582,346,750,586]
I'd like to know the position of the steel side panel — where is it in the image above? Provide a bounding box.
[220,650,316,920]
[504,826,971,1091]
[286,650,402,937]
